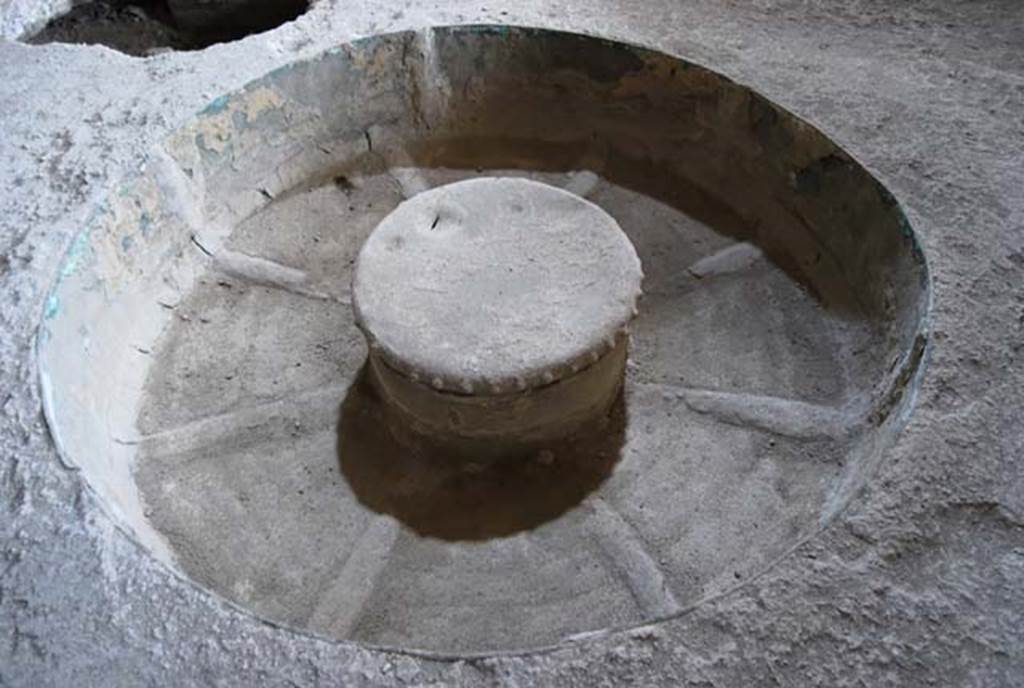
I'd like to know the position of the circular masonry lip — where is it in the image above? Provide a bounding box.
[353,177,643,395]
[35,25,930,656]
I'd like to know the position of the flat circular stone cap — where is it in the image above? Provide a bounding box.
[352,177,643,395]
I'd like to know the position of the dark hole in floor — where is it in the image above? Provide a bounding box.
[25,0,309,57]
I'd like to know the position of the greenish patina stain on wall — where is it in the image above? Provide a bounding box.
[44,294,59,320]
[201,94,230,115]
[60,231,91,280]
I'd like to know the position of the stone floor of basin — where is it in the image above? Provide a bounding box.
[133,160,867,653]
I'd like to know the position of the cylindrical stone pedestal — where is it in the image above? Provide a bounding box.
[352,177,643,458]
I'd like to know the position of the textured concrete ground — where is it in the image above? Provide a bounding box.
[1,0,1023,686]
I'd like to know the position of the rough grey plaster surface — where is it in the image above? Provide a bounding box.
[1,0,1022,686]
[0,0,68,39]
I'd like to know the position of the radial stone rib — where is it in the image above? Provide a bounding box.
[127,385,347,459]
[378,140,431,199]
[209,248,346,303]
[587,497,681,618]
[687,241,764,279]
[679,388,846,439]
[563,170,600,198]
[384,162,431,199]
[307,516,401,636]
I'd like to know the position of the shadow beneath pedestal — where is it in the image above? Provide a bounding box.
[336,364,627,541]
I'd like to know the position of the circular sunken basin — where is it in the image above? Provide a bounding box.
[37,26,930,654]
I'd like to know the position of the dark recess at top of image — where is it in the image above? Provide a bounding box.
[26,0,309,56]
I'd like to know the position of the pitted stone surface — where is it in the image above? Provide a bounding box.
[353,177,643,395]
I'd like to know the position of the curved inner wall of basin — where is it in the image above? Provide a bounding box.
[37,26,929,651]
